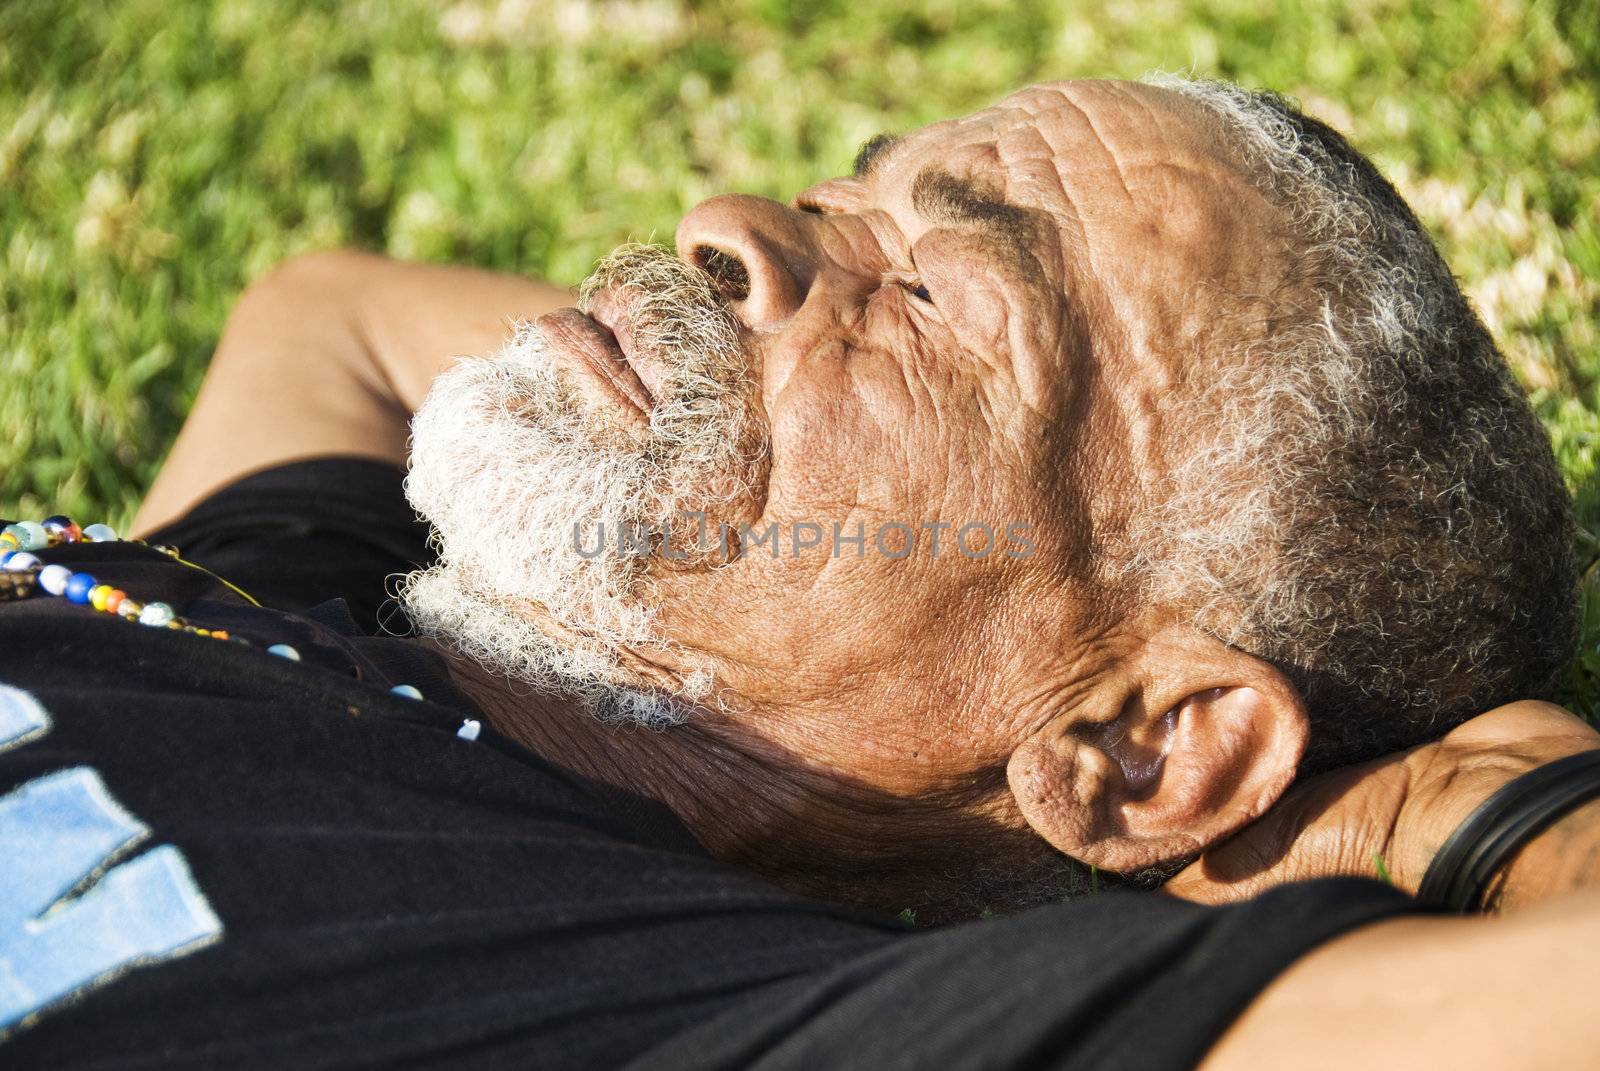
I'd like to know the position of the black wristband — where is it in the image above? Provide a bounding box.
[1417,748,1600,913]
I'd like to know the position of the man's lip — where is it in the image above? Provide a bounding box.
[536,307,654,419]
[586,286,672,404]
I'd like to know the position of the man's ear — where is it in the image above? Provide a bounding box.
[1006,623,1308,873]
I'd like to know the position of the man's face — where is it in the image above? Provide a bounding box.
[643,80,1289,774]
[408,79,1299,895]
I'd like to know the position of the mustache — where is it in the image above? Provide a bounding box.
[577,242,743,372]
[578,242,727,319]
[574,243,764,481]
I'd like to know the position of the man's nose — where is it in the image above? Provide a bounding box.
[674,194,815,331]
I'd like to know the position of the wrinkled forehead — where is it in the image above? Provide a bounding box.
[892,81,1266,228]
[874,80,1293,382]
[863,81,1297,569]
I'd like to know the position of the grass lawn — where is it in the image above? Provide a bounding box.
[2,0,1597,714]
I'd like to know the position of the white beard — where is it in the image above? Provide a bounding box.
[400,245,762,726]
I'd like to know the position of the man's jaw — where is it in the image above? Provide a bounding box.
[402,242,767,727]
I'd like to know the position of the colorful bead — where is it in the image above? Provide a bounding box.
[12,512,294,658]
[37,564,71,596]
[456,718,482,742]
[42,516,82,544]
[151,544,180,558]
[390,684,423,700]
[138,601,175,627]
[3,522,47,552]
[64,572,97,604]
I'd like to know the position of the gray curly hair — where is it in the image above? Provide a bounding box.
[1128,75,1577,773]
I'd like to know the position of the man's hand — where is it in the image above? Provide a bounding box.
[1167,700,1600,908]
[1190,703,1600,1069]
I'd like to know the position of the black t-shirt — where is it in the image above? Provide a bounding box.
[0,459,1418,1069]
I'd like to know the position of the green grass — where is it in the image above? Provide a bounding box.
[2,0,1596,714]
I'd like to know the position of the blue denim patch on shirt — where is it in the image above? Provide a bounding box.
[0,684,224,1037]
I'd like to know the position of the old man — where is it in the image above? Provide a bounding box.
[4,77,1598,1068]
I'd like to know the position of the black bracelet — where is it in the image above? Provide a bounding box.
[1417,748,1600,913]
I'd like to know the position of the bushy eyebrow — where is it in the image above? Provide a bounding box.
[852,133,902,178]
[910,168,1029,245]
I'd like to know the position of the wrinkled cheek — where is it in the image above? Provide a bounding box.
[760,380,922,528]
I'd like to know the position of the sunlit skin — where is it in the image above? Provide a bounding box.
[136,80,1597,920]
[124,81,1403,907]
[126,74,1600,1066]
[563,80,1310,885]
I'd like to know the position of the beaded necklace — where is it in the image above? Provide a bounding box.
[0,514,447,715]
[3,515,255,642]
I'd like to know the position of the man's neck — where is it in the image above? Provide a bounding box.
[425,642,1084,920]
[431,642,854,881]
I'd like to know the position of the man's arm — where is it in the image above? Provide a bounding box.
[133,251,572,535]
[1168,701,1600,909]
[1203,890,1600,1069]
[1172,713,1600,1071]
